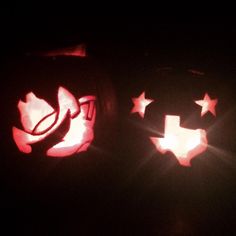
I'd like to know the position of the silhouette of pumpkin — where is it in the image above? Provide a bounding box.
[9,48,116,157]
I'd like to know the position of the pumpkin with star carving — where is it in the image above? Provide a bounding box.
[129,67,233,167]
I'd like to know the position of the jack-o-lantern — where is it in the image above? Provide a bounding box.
[6,48,117,158]
[129,67,228,167]
[13,86,96,157]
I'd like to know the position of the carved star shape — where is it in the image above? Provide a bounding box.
[131,92,154,118]
[195,93,218,117]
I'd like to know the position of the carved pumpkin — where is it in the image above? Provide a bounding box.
[8,52,116,158]
[129,67,230,167]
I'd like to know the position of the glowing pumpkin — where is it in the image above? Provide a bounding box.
[9,51,116,157]
[13,86,96,157]
[130,67,220,167]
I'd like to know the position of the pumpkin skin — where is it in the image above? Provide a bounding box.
[129,67,231,167]
[7,55,117,158]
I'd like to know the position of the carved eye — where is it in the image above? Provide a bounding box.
[131,91,154,118]
[195,93,218,117]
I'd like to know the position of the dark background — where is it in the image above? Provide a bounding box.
[1,13,236,235]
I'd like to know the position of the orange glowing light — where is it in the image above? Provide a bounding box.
[131,92,154,118]
[13,87,96,157]
[195,93,218,117]
[44,44,86,57]
[150,115,208,167]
